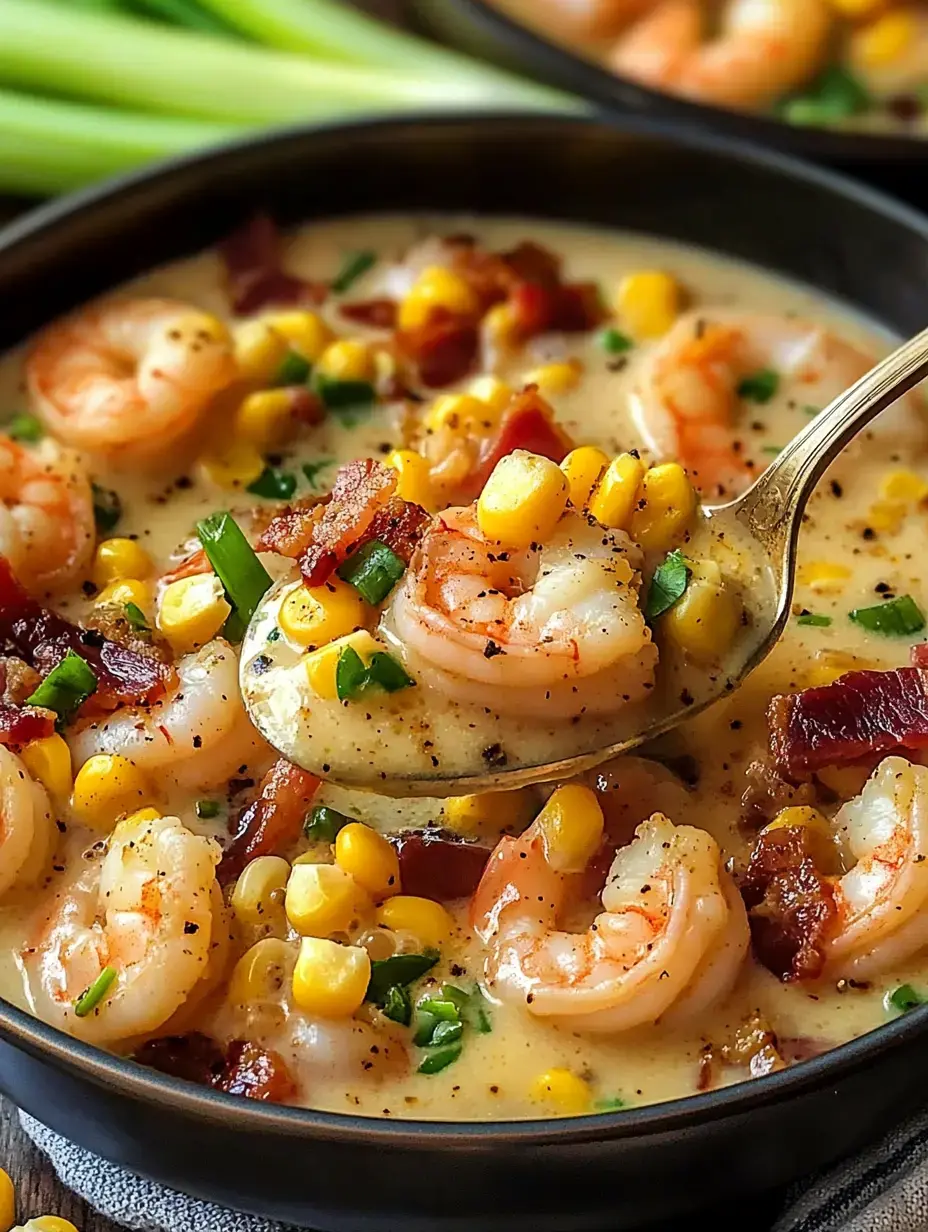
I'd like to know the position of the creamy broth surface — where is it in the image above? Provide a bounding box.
[1,214,927,1121]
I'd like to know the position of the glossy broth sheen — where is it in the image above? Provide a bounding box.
[1,216,926,1120]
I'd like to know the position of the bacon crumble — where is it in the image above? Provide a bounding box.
[220,757,321,884]
[220,214,327,316]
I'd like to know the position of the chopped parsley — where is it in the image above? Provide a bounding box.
[74,966,117,1018]
[599,327,633,356]
[737,368,780,404]
[645,549,691,621]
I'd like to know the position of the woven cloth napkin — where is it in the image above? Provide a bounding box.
[19,1106,928,1232]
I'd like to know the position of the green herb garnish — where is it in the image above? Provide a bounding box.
[366,951,438,1007]
[302,459,334,490]
[335,645,414,701]
[413,1010,439,1047]
[594,1095,627,1111]
[762,444,784,456]
[737,368,780,404]
[196,511,272,643]
[195,798,221,820]
[314,375,376,413]
[382,983,412,1027]
[417,1041,463,1075]
[274,348,312,387]
[600,327,633,356]
[74,965,117,1018]
[797,612,832,627]
[247,467,298,501]
[7,413,43,443]
[441,983,492,1033]
[779,66,871,127]
[886,984,926,1015]
[124,602,149,631]
[27,650,97,724]
[645,549,690,621]
[304,804,353,843]
[849,594,926,638]
[430,1018,463,1046]
[91,483,122,532]
[331,250,377,294]
[803,405,820,417]
[267,626,281,643]
[337,539,406,605]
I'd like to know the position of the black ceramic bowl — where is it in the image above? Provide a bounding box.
[3,113,928,1232]
[412,0,928,176]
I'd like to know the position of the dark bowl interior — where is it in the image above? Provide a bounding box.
[411,0,928,180]
[2,113,928,1231]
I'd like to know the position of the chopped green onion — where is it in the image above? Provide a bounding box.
[645,549,690,621]
[196,511,272,643]
[335,645,414,701]
[314,375,377,413]
[779,66,871,128]
[416,997,461,1023]
[441,983,492,1033]
[599,327,632,356]
[74,965,117,1017]
[267,627,281,643]
[849,595,926,638]
[761,444,784,456]
[430,1018,463,1046]
[27,650,97,724]
[337,539,406,605]
[366,951,438,1006]
[797,612,832,627]
[91,483,122,532]
[885,984,925,1015]
[6,412,43,442]
[417,1041,462,1075]
[274,348,312,387]
[594,1095,627,1111]
[302,459,333,490]
[304,804,353,842]
[803,405,820,417]
[412,1010,438,1047]
[737,369,780,404]
[331,250,376,294]
[367,652,414,693]
[246,467,298,501]
[381,983,412,1027]
[335,645,368,700]
[195,798,221,819]
[124,601,149,630]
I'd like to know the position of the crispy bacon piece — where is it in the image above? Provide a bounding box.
[220,757,320,884]
[217,1040,297,1103]
[220,214,326,315]
[396,312,480,389]
[135,1033,227,1086]
[391,830,492,901]
[769,665,928,779]
[340,299,398,329]
[365,498,431,567]
[0,702,54,751]
[739,826,838,981]
[459,388,574,502]
[0,555,169,711]
[739,759,819,832]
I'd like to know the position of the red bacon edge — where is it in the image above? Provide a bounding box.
[220,758,321,884]
[220,214,327,316]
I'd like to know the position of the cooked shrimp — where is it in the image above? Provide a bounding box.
[389,504,657,719]
[610,0,832,110]
[68,639,264,792]
[472,811,748,1032]
[630,309,904,498]
[824,757,928,980]
[24,813,220,1044]
[539,0,659,38]
[0,746,54,901]
[0,438,94,594]
[26,297,236,466]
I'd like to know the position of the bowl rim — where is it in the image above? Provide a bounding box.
[432,0,928,163]
[3,108,928,1145]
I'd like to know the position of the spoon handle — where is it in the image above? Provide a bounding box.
[729,324,928,562]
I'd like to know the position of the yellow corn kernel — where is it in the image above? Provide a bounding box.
[589,451,646,529]
[442,788,536,838]
[335,822,401,899]
[375,895,454,950]
[398,266,479,333]
[303,630,380,700]
[0,1167,13,1232]
[663,577,742,662]
[559,446,609,511]
[867,500,907,535]
[264,310,333,362]
[285,862,368,937]
[123,807,161,826]
[95,578,152,613]
[279,578,366,650]
[71,754,150,832]
[233,319,290,385]
[20,734,72,802]
[292,936,371,1018]
[529,1068,591,1114]
[762,806,840,874]
[616,271,681,340]
[424,393,496,436]
[315,339,374,382]
[231,855,291,929]
[235,389,298,450]
[17,1221,80,1232]
[805,649,867,688]
[199,438,265,490]
[477,450,569,550]
[468,375,514,414]
[158,573,231,653]
[534,784,604,874]
[628,462,696,552]
[227,937,292,1005]
[385,449,435,510]
[853,10,916,68]
[522,361,582,397]
[797,561,852,594]
[882,469,928,503]
[92,537,152,588]
[482,301,520,347]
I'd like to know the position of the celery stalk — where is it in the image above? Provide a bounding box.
[0,87,241,195]
[0,0,570,119]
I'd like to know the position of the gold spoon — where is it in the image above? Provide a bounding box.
[242,327,928,796]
